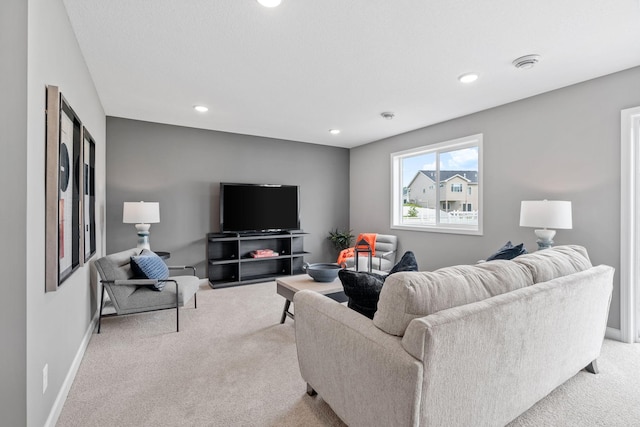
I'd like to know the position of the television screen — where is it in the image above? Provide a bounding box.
[220,183,300,233]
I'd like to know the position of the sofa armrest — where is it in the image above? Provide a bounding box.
[106,279,158,286]
[293,290,422,427]
[377,250,395,259]
[399,265,613,427]
[373,250,396,271]
[168,265,196,276]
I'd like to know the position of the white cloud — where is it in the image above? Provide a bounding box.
[422,161,436,170]
[441,148,478,170]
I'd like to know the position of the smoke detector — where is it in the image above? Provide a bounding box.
[381,112,395,120]
[512,54,541,70]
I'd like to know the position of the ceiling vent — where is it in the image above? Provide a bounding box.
[512,54,541,70]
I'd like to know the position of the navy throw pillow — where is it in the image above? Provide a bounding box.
[486,241,527,261]
[339,269,387,319]
[339,251,419,318]
[388,251,419,275]
[130,249,169,291]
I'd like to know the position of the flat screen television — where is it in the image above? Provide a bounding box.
[220,183,300,233]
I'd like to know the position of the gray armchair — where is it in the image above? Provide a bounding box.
[343,234,398,272]
[94,248,200,333]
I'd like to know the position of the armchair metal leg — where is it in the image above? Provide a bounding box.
[194,292,197,309]
[98,285,105,334]
[175,281,180,333]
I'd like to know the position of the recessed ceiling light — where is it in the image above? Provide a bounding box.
[381,112,395,120]
[257,0,281,7]
[329,129,341,135]
[512,54,541,70]
[194,105,208,113]
[458,73,479,84]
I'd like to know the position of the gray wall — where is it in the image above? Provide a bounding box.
[106,118,350,277]
[0,0,28,424]
[25,1,107,426]
[350,65,640,330]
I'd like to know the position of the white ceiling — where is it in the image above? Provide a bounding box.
[62,0,640,148]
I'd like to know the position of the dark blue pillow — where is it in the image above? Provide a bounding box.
[131,249,169,291]
[339,251,419,318]
[338,269,386,319]
[486,241,527,261]
[388,251,419,275]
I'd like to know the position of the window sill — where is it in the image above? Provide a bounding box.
[391,224,483,236]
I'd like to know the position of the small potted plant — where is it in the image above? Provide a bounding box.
[327,228,355,253]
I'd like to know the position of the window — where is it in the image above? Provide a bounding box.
[391,134,482,235]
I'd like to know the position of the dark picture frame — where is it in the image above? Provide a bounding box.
[45,85,83,291]
[82,127,96,262]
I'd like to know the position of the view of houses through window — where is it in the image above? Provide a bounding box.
[391,134,482,234]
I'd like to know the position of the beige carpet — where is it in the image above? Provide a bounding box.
[57,281,640,427]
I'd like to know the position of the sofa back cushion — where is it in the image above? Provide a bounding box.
[512,245,592,283]
[373,245,593,336]
[95,248,139,303]
[373,260,534,336]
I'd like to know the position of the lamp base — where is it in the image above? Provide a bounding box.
[534,228,556,250]
[135,223,151,251]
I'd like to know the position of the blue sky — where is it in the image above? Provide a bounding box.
[403,147,478,186]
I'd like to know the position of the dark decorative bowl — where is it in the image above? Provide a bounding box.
[303,262,342,282]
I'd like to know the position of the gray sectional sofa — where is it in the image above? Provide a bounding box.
[294,245,613,427]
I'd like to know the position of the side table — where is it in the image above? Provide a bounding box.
[276,274,347,323]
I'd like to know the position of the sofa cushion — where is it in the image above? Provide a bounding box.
[130,249,169,291]
[512,245,592,283]
[94,248,140,304]
[373,260,534,336]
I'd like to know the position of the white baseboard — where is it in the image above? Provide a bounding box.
[44,313,98,427]
[605,326,622,341]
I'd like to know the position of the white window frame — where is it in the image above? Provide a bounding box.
[620,106,640,343]
[391,133,483,235]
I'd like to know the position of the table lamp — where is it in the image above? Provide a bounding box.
[123,201,160,250]
[519,200,572,250]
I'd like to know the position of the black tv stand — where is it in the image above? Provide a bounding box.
[206,231,308,288]
[238,231,282,237]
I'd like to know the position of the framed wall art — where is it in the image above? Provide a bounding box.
[45,85,83,291]
[82,127,96,262]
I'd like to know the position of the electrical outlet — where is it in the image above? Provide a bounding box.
[43,364,48,394]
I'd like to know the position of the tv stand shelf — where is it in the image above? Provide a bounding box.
[207,231,308,288]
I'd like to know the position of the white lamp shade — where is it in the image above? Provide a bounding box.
[519,200,572,229]
[123,201,160,224]
[257,0,281,7]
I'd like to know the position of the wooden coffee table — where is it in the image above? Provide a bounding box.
[276,274,347,323]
